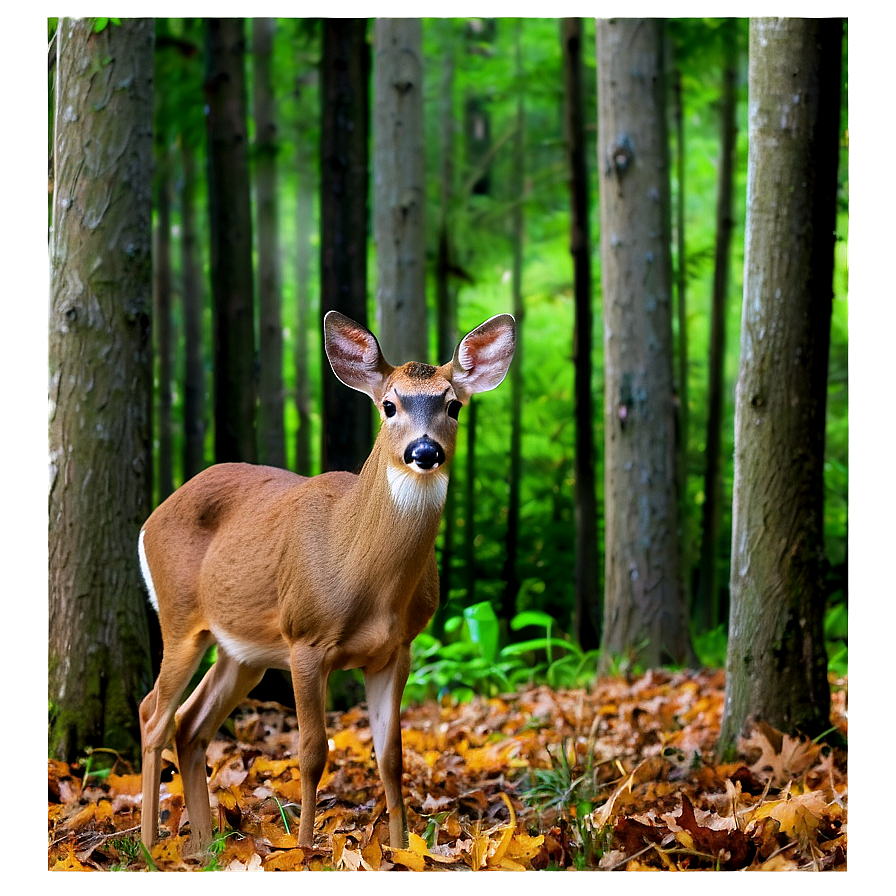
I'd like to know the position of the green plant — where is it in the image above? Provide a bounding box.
[109,835,141,871]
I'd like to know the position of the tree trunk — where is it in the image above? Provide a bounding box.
[696,21,738,631]
[205,17,257,464]
[596,18,694,669]
[464,396,478,604]
[180,139,206,481]
[719,18,842,751]
[294,116,314,477]
[253,17,286,468]
[434,22,459,630]
[49,16,155,762]
[320,18,371,473]
[373,18,427,364]
[563,17,600,650]
[153,143,174,500]
[501,20,525,622]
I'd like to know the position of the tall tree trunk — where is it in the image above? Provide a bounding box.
[153,143,174,500]
[672,62,690,564]
[294,118,314,477]
[563,17,600,650]
[464,396,478,604]
[501,20,526,622]
[253,17,286,468]
[319,18,371,473]
[596,18,694,669]
[696,21,738,631]
[434,22,459,630]
[205,17,257,464]
[180,139,206,481]
[373,18,427,364]
[719,18,842,751]
[49,16,155,761]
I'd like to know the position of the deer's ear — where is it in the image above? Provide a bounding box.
[447,314,516,402]
[324,311,393,402]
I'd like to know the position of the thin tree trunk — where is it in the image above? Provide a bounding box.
[205,17,257,464]
[319,18,371,473]
[464,396,478,604]
[253,17,286,468]
[434,22,458,631]
[373,18,427,364]
[719,18,842,751]
[563,17,600,650]
[49,17,154,761]
[180,139,206,481]
[294,124,314,476]
[501,20,525,622]
[596,18,694,670]
[696,22,738,631]
[153,144,174,500]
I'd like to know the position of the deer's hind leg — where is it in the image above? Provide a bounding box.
[172,648,265,854]
[140,630,214,849]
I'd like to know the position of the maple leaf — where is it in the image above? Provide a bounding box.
[742,721,822,785]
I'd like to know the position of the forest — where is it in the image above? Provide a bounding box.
[48,17,848,871]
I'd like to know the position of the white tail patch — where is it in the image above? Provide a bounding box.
[138,528,159,613]
[387,465,448,516]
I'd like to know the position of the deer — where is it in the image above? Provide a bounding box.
[137,310,515,856]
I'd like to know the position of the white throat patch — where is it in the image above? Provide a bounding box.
[387,465,448,516]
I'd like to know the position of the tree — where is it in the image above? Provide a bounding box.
[373,18,428,364]
[205,18,257,464]
[718,18,843,750]
[49,17,155,761]
[253,17,286,468]
[596,18,694,668]
[696,20,739,630]
[501,19,526,620]
[562,16,600,650]
[319,18,371,473]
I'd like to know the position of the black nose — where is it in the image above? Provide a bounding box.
[404,437,445,470]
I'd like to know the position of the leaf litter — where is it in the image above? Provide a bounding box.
[48,668,847,871]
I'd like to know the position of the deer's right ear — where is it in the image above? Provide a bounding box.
[324,312,393,402]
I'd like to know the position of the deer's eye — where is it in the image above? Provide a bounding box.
[448,400,462,420]
[383,400,397,418]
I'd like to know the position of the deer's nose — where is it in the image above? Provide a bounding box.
[404,437,445,470]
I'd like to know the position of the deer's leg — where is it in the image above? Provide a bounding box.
[364,645,411,848]
[140,631,214,850]
[289,644,329,847]
[171,649,265,854]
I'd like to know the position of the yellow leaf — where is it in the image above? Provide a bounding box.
[408,831,429,857]
[498,857,527,871]
[361,836,382,871]
[50,842,92,872]
[107,772,142,796]
[388,847,425,871]
[263,848,305,871]
[251,757,296,778]
[488,793,516,866]
[750,791,827,839]
[506,832,544,861]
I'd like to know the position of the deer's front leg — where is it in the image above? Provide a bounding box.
[290,644,329,847]
[364,645,411,849]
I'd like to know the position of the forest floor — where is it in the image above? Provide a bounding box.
[48,667,847,872]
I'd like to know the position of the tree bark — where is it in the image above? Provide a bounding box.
[373,18,427,364]
[596,18,694,669]
[320,18,371,473]
[294,108,314,477]
[501,20,526,622]
[180,139,207,481]
[719,18,842,750]
[205,17,257,464]
[153,144,174,500]
[696,21,738,631]
[253,17,286,468]
[562,17,600,650]
[49,17,155,761]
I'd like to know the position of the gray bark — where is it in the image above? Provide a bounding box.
[48,17,155,761]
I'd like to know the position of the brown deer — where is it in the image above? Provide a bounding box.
[138,310,515,854]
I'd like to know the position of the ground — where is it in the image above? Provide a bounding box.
[48,667,847,871]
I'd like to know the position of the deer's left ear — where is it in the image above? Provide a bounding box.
[446,314,516,402]
[324,311,394,402]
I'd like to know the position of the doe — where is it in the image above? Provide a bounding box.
[138,310,515,854]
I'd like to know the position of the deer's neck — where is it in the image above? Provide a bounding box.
[337,438,448,573]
